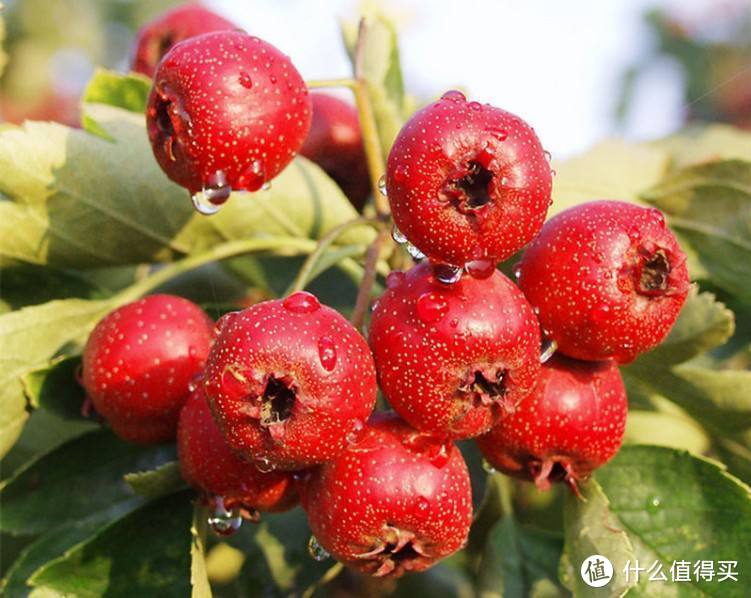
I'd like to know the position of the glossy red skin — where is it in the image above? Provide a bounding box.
[476,355,627,490]
[82,294,214,444]
[130,3,236,78]
[203,292,377,470]
[146,30,312,194]
[369,263,541,439]
[300,93,370,210]
[177,389,297,512]
[298,412,473,578]
[518,200,690,363]
[385,90,552,266]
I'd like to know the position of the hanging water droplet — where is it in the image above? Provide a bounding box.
[482,459,496,474]
[540,339,557,363]
[406,243,426,261]
[377,175,388,196]
[261,181,272,191]
[282,291,320,313]
[254,455,275,473]
[391,226,407,245]
[191,190,224,215]
[416,292,449,324]
[237,159,266,191]
[512,263,522,280]
[432,263,462,285]
[208,497,243,536]
[317,336,337,372]
[386,270,405,289]
[308,535,330,561]
[465,259,496,280]
[441,90,466,103]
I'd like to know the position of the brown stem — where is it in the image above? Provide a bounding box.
[350,229,388,332]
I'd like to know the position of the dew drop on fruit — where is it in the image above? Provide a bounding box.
[238,70,253,89]
[543,150,552,162]
[317,336,337,372]
[386,270,405,289]
[512,263,522,280]
[254,455,275,473]
[468,101,482,111]
[432,263,462,285]
[378,174,388,196]
[540,339,558,364]
[282,291,320,313]
[406,243,426,261]
[465,259,496,280]
[482,459,496,474]
[345,419,365,444]
[308,535,330,561]
[416,292,449,324]
[441,89,466,103]
[214,311,239,336]
[208,497,243,537]
[187,372,203,393]
[391,226,407,245]
[417,496,430,511]
[236,159,266,191]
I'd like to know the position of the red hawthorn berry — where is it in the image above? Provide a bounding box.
[177,389,297,513]
[368,262,541,439]
[146,30,312,198]
[130,3,236,78]
[298,412,473,578]
[82,294,214,444]
[476,355,628,492]
[517,200,690,363]
[299,92,370,210]
[203,291,377,471]
[385,90,552,266]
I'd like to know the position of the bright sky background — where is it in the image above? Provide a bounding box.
[210,0,740,159]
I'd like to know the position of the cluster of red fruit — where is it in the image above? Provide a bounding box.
[79,3,691,579]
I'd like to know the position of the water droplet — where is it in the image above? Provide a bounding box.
[255,455,275,473]
[649,207,666,227]
[540,339,558,363]
[429,443,450,468]
[238,70,253,89]
[187,372,203,393]
[378,175,388,196]
[386,270,405,289]
[345,419,365,444]
[647,495,662,512]
[191,190,224,215]
[441,89,466,103]
[391,226,407,245]
[550,168,557,177]
[512,263,522,280]
[590,303,611,325]
[208,497,243,536]
[416,292,449,324]
[236,159,266,191]
[482,459,496,474]
[465,259,496,280]
[543,150,552,162]
[417,496,430,511]
[432,263,462,285]
[308,535,330,561]
[468,101,482,111]
[317,336,337,372]
[214,311,239,336]
[282,291,320,313]
[261,181,272,191]
[406,243,426,261]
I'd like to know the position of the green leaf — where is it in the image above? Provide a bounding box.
[0,298,110,458]
[0,430,174,535]
[342,10,406,157]
[624,411,710,454]
[631,287,734,367]
[29,492,194,597]
[649,124,751,171]
[0,265,103,311]
[560,479,636,597]
[594,445,751,598]
[82,69,150,117]
[477,516,564,598]
[124,461,186,499]
[550,140,669,217]
[641,159,751,302]
[21,356,85,420]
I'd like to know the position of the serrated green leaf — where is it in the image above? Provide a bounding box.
[631,287,734,367]
[0,430,174,535]
[642,159,751,302]
[29,492,193,598]
[82,69,151,116]
[560,479,636,597]
[550,140,669,217]
[124,461,186,499]
[649,124,751,171]
[593,445,751,598]
[624,411,710,454]
[477,516,563,598]
[0,298,110,458]
[21,356,85,420]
